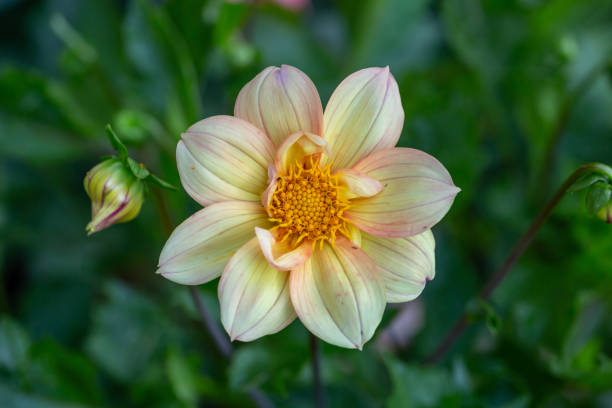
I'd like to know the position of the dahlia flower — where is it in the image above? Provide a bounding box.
[84,158,145,235]
[158,65,459,349]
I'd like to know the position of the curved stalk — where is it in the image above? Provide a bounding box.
[423,163,612,364]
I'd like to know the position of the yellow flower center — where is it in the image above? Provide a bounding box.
[268,156,350,248]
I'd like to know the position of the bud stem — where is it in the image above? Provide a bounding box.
[419,162,611,364]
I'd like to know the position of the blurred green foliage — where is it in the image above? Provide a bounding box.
[1,0,612,406]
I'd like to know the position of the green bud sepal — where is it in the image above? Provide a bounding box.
[105,125,178,191]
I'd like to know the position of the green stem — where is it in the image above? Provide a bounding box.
[152,187,173,235]
[309,333,326,408]
[151,190,275,408]
[423,163,611,364]
[537,58,611,198]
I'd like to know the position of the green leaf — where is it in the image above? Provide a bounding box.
[125,0,202,133]
[585,182,611,215]
[213,1,249,46]
[50,14,98,65]
[85,281,175,382]
[0,317,31,372]
[26,339,102,404]
[383,354,455,408]
[104,124,128,162]
[0,67,96,135]
[127,157,150,179]
[0,114,86,163]
[165,347,198,407]
[228,347,273,391]
[228,344,307,393]
[352,0,438,72]
[0,383,89,408]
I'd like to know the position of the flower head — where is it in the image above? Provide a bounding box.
[84,158,145,235]
[158,65,460,348]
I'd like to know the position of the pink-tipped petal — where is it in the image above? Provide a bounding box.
[235,65,323,147]
[346,148,460,238]
[336,168,383,199]
[361,230,435,303]
[157,202,270,285]
[255,227,313,271]
[219,238,296,342]
[275,131,330,175]
[178,115,275,206]
[323,67,404,171]
[289,237,386,349]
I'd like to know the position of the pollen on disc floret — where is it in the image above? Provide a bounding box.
[268,156,351,248]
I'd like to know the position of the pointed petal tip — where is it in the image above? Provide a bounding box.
[86,220,100,236]
[373,65,390,78]
[323,66,402,170]
[290,238,385,350]
[235,65,323,146]
[220,238,296,343]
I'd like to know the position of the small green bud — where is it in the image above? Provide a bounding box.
[83,158,145,235]
[585,182,612,224]
[596,200,611,224]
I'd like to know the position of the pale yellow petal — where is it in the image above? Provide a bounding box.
[323,67,403,171]
[289,237,385,349]
[235,65,323,147]
[336,168,383,199]
[177,115,274,206]
[219,238,296,341]
[261,164,278,214]
[275,131,330,175]
[255,227,313,271]
[361,230,435,303]
[345,223,362,247]
[346,148,460,238]
[157,202,270,285]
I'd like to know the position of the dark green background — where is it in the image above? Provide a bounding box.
[1,0,611,406]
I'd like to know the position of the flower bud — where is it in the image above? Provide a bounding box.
[585,181,612,224]
[84,158,145,235]
[596,201,611,224]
